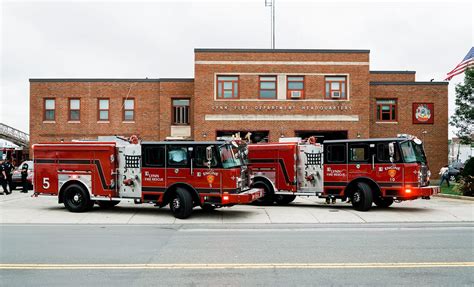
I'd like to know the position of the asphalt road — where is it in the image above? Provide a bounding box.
[1,222,473,286]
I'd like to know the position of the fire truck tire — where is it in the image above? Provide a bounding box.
[170,188,193,219]
[97,200,120,209]
[252,181,274,205]
[63,184,92,213]
[351,182,373,211]
[373,197,394,208]
[274,195,297,205]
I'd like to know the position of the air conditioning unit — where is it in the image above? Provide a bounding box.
[331,91,341,98]
[290,91,302,98]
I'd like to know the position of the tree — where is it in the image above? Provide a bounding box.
[450,68,474,144]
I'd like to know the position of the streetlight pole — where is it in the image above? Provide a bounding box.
[265,0,275,49]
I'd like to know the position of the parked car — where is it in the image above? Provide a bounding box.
[12,161,34,190]
[447,165,461,182]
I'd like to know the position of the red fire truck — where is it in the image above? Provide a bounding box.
[33,138,263,218]
[248,135,439,211]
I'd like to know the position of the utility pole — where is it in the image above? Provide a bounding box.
[265,0,275,49]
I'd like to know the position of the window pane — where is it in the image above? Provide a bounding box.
[260,90,277,98]
[45,110,55,121]
[124,99,134,109]
[325,83,330,96]
[331,82,340,90]
[377,99,396,104]
[381,105,390,111]
[223,82,233,89]
[70,99,80,109]
[217,76,238,81]
[217,82,222,97]
[326,144,346,163]
[45,99,55,109]
[260,82,276,89]
[194,146,218,168]
[288,76,304,81]
[70,110,80,121]
[260,76,276,81]
[381,113,391,121]
[173,99,189,106]
[326,76,346,81]
[288,82,303,90]
[223,90,233,98]
[168,146,188,166]
[99,110,109,120]
[144,147,165,167]
[392,108,396,120]
[349,144,368,162]
[124,110,134,120]
[233,83,238,96]
[99,99,109,109]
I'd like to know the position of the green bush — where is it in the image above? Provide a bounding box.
[461,157,474,177]
[456,175,474,196]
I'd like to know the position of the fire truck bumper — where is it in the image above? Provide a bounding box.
[223,188,264,205]
[395,185,440,199]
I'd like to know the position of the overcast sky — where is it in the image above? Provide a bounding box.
[1,0,473,138]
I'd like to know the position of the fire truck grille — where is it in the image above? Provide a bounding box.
[125,155,141,168]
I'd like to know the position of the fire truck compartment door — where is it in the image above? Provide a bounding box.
[297,144,323,193]
[118,144,142,198]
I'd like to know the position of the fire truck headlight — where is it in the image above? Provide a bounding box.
[223,195,229,201]
[405,188,412,194]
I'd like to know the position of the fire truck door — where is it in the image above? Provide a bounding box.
[165,145,193,187]
[118,144,142,198]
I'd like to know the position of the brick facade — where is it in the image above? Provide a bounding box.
[29,48,448,177]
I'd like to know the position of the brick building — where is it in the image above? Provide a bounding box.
[30,48,448,177]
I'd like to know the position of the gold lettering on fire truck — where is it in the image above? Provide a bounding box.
[326,167,346,177]
[143,171,164,182]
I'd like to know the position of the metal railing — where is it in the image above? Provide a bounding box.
[0,123,29,149]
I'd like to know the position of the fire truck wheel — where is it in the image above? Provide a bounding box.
[63,184,92,213]
[351,182,373,211]
[373,197,394,208]
[169,188,193,219]
[201,203,216,212]
[274,195,297,205]
[97,200,120,209]
[252,181,274,205]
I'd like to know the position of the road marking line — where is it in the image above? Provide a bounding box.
[1,262,473,270]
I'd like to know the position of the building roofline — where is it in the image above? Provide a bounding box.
[194,48,370,54]
[370,81,448,86]
[370,70,416,74]
[29,78,194,83]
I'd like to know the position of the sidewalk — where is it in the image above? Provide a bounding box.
[1,190,472,224]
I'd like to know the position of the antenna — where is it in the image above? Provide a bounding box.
[265,0,275,49]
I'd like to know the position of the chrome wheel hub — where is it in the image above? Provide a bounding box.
[353,192,361,203]
[172,198,180,209]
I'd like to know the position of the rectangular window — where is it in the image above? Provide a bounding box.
[98,99,109,121]
[194,145,218,168]
[167,146,189,167]
[173,99,190,125]
[143,146,165,167]
[123,98,135,121]
[217,76,239,99]
[287,76,304,99]
[376,142,400,163]
[325,76,347,99]
[325,144,346,163]
[259,76,277,99]
[376,99,397,121]
[44,98,55,121]
[349,144,369,163]
[69,98,80,121]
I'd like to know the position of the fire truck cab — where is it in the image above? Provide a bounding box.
[33,138,263,218]
[248,135,439,211]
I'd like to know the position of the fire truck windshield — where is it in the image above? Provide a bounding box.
[219,144,242,168]
[400,140,427,164]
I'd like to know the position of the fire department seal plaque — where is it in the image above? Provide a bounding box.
[413,103,434,124]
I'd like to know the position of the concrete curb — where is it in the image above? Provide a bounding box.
[435,193,474,201]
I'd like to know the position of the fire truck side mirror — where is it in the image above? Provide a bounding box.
[388,142,395,163]
[206,146,213,162]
